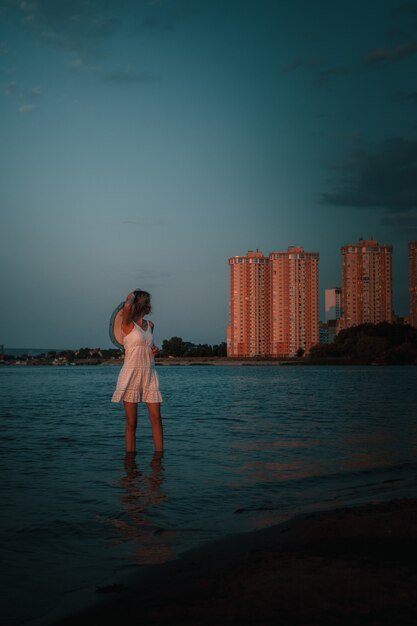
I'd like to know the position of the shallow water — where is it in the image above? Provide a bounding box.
[1,365,417,625]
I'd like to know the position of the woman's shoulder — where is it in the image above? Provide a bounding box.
[122,321,135,335]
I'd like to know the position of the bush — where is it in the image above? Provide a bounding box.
[309,323,417,364]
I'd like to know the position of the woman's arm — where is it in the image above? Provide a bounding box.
[149,321,159,355]
[121,292,135,333]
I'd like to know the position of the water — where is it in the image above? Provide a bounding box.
[1,365,417,625]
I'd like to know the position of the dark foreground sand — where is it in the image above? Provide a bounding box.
[56,498,417,626]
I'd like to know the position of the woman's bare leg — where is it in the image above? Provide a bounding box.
[146,403,163,452]
[123,401,138,452]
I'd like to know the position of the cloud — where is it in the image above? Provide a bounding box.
[4,80,42,100]
[1,0,123,55]
[364,42,417,66]
[281,56,353,87]
[18,103,36,112]
[31,85,42,97]
[4,81,17,96]
[321,138,417,212]
[2,0,194,55]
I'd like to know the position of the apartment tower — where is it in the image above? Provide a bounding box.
[269,247,319,356]
[341,238,393,328]
[227,250,269,357]
[228,246,319,357]
[409,241,417,328]
[325,287,342,322]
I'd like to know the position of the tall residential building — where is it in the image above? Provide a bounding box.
[228,250,269,357]
[269,247,319,357]
[410,241,417,328]
[228,247,319,357]
[341,238,393,328]
[325,287,342,322]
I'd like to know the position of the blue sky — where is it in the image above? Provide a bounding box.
[1,0,417,348]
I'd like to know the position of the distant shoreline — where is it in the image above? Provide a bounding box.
[1,356,414,366]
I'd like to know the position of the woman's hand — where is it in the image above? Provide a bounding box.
[151,345,159,356]
[125,292,135,306]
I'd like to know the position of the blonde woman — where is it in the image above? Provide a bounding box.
[112,291,163,452]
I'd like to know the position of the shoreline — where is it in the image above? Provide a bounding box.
[2,357,411,367]
[54,496,417,626]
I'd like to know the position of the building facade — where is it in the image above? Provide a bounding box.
[228,247,319,357]
[325,287,342,322]
[410,241,417,328]
[227,250,269,357]
[319,320,338,344]
[269,247,319,356]
[341,238,393,329]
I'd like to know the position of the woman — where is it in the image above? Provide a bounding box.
[111,290,163,453]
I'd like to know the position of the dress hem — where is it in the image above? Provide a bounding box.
[111,392,163,404]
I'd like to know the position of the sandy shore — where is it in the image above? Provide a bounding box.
[55,497,417,625]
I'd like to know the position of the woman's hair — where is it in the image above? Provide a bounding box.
[128,290,152,323]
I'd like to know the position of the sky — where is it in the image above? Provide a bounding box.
[1,0,417,349]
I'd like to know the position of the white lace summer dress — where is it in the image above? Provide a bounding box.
[111,320,162,404]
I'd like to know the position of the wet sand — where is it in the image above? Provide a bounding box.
[55,497,417,625]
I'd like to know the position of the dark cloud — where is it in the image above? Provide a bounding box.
[364,42,417,66]
[322,138,417,212]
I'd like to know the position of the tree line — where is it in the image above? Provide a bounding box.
[160,337,227,357]
[309,322,417,364]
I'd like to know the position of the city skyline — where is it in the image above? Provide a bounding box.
[1,1,417,348]
[227,238,416,359]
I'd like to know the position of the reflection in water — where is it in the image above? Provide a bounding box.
[342,432,403,471]
[228,422,416,487]
[227,458,323,486]
[231,438,322,451]
[109,452,174,564]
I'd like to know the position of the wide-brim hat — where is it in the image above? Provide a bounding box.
[109,302,125,350]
